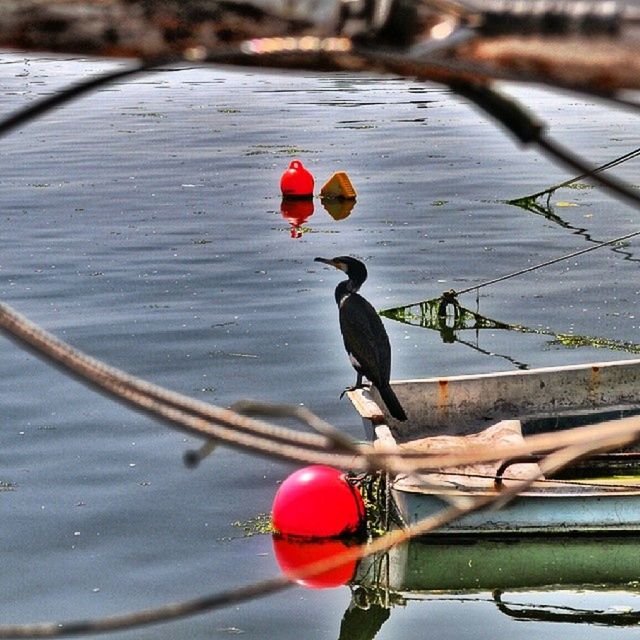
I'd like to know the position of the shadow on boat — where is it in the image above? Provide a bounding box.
[339,536,640,639]
[382,295,640,369]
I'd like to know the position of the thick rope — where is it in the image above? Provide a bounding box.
[0,301,375,469]
[2,304,640,636]
[0,427,634,638]
[5,300,640,475]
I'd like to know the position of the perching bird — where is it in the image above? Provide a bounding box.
[315,256,407,421]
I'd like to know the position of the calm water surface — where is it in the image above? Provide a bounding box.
[1,54,640,638]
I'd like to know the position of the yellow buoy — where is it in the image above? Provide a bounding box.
[320,171,357,200]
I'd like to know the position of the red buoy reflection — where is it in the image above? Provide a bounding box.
[280,198,314,238]
[272,536,358,589]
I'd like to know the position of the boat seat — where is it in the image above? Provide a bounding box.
[375,419,544,495]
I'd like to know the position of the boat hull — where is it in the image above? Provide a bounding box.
[355,534,640,592]
[394,486,640,535]
[348,358,640,537]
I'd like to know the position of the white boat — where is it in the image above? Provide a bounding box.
[347,358,640,534]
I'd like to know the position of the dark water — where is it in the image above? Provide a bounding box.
[1,54,640,638]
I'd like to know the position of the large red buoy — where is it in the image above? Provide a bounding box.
[272,537,357,589]
[280,159,314,199]
[272,465,365,538]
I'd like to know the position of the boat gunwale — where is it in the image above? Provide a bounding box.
[387,357,640,388]
[393,481,640,499]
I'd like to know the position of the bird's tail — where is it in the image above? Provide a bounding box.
[376,384,408,422]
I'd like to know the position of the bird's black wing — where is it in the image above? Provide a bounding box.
[338,293,391,387]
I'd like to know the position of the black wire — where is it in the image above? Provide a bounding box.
[0,576,294,637]
[536,135,640,210]
[357,32,640,113]
[523,146,640,201]
[452,228,640,297]
[451,81,640,210]
[1,48,637,217]
[0,61,166,139]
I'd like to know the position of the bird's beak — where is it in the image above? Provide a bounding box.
[314,257,345,272]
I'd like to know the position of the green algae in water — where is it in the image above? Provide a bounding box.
[245,144,316,156]
[229,478,387,540]
[550,333,640,354]
[383,296,640,357]
[567,182,595,190]
[231,513,274,537]
[358,472,402,538]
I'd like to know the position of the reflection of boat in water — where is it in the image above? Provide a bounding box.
[341,537,640,639]
[356,536,640,593]
[347,358,640,535]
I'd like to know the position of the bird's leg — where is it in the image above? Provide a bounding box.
[340,372,367,399]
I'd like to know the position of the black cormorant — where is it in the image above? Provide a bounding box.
[315,256,407,421]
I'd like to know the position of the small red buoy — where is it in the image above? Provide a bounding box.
[272,537,357,589]
[272,465,365,538]
[280,159,314,199]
